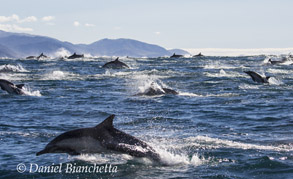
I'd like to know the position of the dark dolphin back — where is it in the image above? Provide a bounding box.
[0,79,15,86]
[244,71,266,83]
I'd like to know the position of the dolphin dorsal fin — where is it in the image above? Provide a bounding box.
[115,57,119,61]
[96,114,115,128]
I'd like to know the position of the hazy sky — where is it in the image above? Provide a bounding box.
[1,0,293,49]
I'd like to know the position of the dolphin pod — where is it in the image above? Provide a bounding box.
[0,79,25,95]
[37,114,161,162]
[244,71,271,83]
[102,57,129,69]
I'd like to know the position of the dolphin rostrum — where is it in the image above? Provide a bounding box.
[102,57,129,69]
[0,79,25,95]
[36,115,161,162]
[244,71,271,83]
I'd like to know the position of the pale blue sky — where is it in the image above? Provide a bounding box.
[1,0,293,49]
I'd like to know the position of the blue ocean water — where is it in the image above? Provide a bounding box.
[0,55,292,178]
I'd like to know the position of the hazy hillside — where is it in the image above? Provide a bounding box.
[0,30,188,58]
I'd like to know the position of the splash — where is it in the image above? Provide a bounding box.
[54,48,71,58]
[0,64,28,72]
[42,70,79,80]
[128,74,167,95]
[268,77,284,85]
[205,69,244,78]
[22,86,42,97]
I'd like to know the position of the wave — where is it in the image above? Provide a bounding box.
[185,136,293,152]
[204,69,244,78]
[41,70,81,81]
[239,84,260,89]
[203,62,240,70]
[0,64,28,72]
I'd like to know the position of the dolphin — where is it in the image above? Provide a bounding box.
[136,83,178,96]
[268,58,287,65]
[36,115,161,162]
[68,53,84,59]
[193,52,204,57]
[0,79,25,95]
[170,53,183,58]
[102,57,129,69]
[244,71,271,83]
[37,53,48,60]
[26,55,37,59]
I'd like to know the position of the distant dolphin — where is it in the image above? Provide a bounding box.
[68,53,84,59]
[36,115,161,162]
[37,53,48,60]
[170,53,183,58]
[193,52,203,57]
[102,57,129,69]
[26,55,37,59]
[244,71,271,83]
[268,58,287,65]
[136,83,178,96]
[0,79,25,95]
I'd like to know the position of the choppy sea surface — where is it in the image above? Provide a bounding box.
[0,55,292,178]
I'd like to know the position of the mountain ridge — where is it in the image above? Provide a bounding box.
[0,30,189,58]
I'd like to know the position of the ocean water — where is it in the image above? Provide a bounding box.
[0,55,292,178]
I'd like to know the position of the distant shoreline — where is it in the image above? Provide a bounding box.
[184,48,293,56]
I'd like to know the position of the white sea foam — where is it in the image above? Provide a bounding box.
[72,141,206,166]
[22,86,42,97]
[203,62,238,69]
[178,92,201,97]
[205,69,244,78]
[42,70,80,80]
[268,77,284,85]
[267,68,293,75]
[0,64,28,72]
[185,136,293,152]
[54,48,71,58]
[239,84,260,89]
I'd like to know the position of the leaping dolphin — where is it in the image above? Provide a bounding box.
[244,71,271,83]
[102,57,129,69]
[0,79,25,95]
[37,53,48,60]
[36,115,161,162]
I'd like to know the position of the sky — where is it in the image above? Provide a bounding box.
[1,0,293,50]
